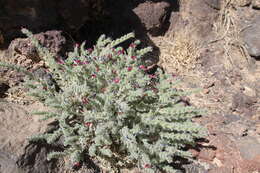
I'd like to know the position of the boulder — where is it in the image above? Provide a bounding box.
[57,0,105,30]
[0,102,59,173]
[133,1,171,36]
[5,30,67,62]
[242,16,260,58]
[168,0,219,41]
[0,0,59,42]
[0,0,105,43]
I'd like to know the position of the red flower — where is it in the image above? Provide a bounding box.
[113,78,120,83]
[107,54,112,59]
[73,162,81,167]
[75,43,80,47]
[117,50,124,55]
[82,97,89,104]
[129,43,136,48]
[79,107,84,113]
[152,88,158,93]
[74,59,82,64]
[149,74,156,78]
[83,61,89,65]
[91,74,97,78]
[144,164,152,168]
[131,56,136,60]
[56,58,64,64]
[112,70,117,74]
[87,48,93,53]
[84,122,93,127]
[127,66,133,71]
[139,65,146,70]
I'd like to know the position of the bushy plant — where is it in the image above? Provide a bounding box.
[0,29,206,173]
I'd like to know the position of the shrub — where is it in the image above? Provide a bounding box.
[0,29,206,173]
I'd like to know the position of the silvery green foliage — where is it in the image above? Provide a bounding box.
[1,29,206,173]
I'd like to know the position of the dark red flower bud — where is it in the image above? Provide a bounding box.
[129,43,136,48]
[112,70,117,74]
[144,164,152,168]
[73,162,81,167]
[152,88,158,93]
[83,61,89,65]
[131,56,136,60]
[56,58,64,64]
[75,43,80,47]
[87,48,93,53]
[149,74,156,78]
[107,54,112,59]
[74,59,82,64]
[91,74,97,78]
[82,97,89,104]
[127,66,133,71]
[113,78,120,83]
[139,65,146,70]
[117,50,124,55]
[84,122,93,127]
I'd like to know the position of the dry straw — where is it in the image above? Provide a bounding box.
[210,0,251,68]
[151,28,201,74]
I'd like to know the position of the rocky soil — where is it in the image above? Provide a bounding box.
[0,0,260,173]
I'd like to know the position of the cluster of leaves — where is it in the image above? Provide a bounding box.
[0,29,206,173]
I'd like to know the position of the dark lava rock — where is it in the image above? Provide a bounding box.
[5,30,67,62]
[0,0,59,42]
[0,0,105,44]
[0,82,10,98]
[133,1,171,36]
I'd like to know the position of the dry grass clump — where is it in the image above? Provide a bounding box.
[0,50,36,104]
[211,0,251,69]
[151,29,201,74]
